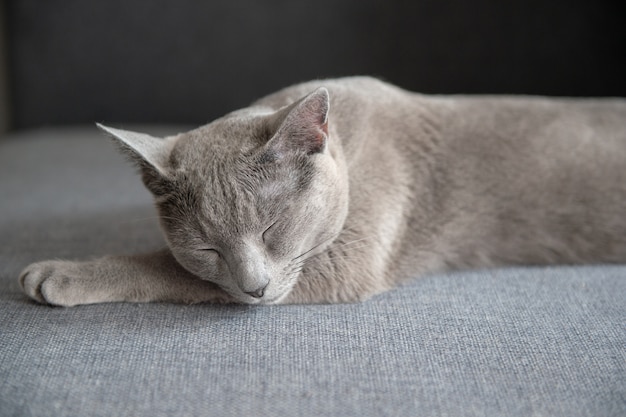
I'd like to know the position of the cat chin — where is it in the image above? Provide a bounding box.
[258,292,289,305]
[231,290,287,305]
[227,294,274,305]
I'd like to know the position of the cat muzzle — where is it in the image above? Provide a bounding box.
[244,283,267,299]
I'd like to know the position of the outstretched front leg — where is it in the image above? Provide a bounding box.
[19,249,233,307]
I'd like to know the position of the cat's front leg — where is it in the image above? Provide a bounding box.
[19,249,233,307]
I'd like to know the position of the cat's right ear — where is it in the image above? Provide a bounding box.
[97,124,173,194]
[264,87,330,158]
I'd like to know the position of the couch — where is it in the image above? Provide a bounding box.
[1,2,624,416]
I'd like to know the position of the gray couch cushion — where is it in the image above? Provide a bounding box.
[1,127,624,417]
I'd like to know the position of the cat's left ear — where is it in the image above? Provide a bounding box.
[96,124,172,177]
[266,87,330,157]
[97,124,175,196]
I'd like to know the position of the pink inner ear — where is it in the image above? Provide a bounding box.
[295,89,330,153]
[320,120,329,136]
[306,124,327,154]
[312,119,329,150]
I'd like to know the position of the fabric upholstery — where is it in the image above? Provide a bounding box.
[0,128,624,416]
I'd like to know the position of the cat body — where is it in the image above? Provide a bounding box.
[20,77,626,306]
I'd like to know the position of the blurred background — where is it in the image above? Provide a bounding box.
[0,0,624,134]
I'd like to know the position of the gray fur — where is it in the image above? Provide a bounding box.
[19,77,626,306]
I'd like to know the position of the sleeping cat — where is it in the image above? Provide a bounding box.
[19,77,626,306]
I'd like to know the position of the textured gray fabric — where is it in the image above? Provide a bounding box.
[1,128,625,417]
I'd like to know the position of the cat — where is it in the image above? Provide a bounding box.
[19,77,626,306]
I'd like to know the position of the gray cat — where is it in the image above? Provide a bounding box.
[19,77,626,306]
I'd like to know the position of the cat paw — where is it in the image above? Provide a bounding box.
[19,261,84,307]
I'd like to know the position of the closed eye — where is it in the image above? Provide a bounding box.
[262,222,277,243]
[199,248,220,257]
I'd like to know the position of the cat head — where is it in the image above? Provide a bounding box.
[99,88,349,304]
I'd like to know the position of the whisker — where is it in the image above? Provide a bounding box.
[334,244,374,253]
[119,215,164,223]
[285,266,303,279]
[116,215,184,228]
[288,261,306,273]
[291,233,340,262]
[287,264,303,273]
[322,253,373,267]
[288,268,303,277]
[123,214,181,221]
[336,236,376,248]
[299,242,375,266]
[157,216,182,222]
[325,252,370,262]
[288,234,377,273]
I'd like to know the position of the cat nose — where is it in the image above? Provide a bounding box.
[244,283,267,299]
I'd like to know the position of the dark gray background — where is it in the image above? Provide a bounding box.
[5,0,626,129]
